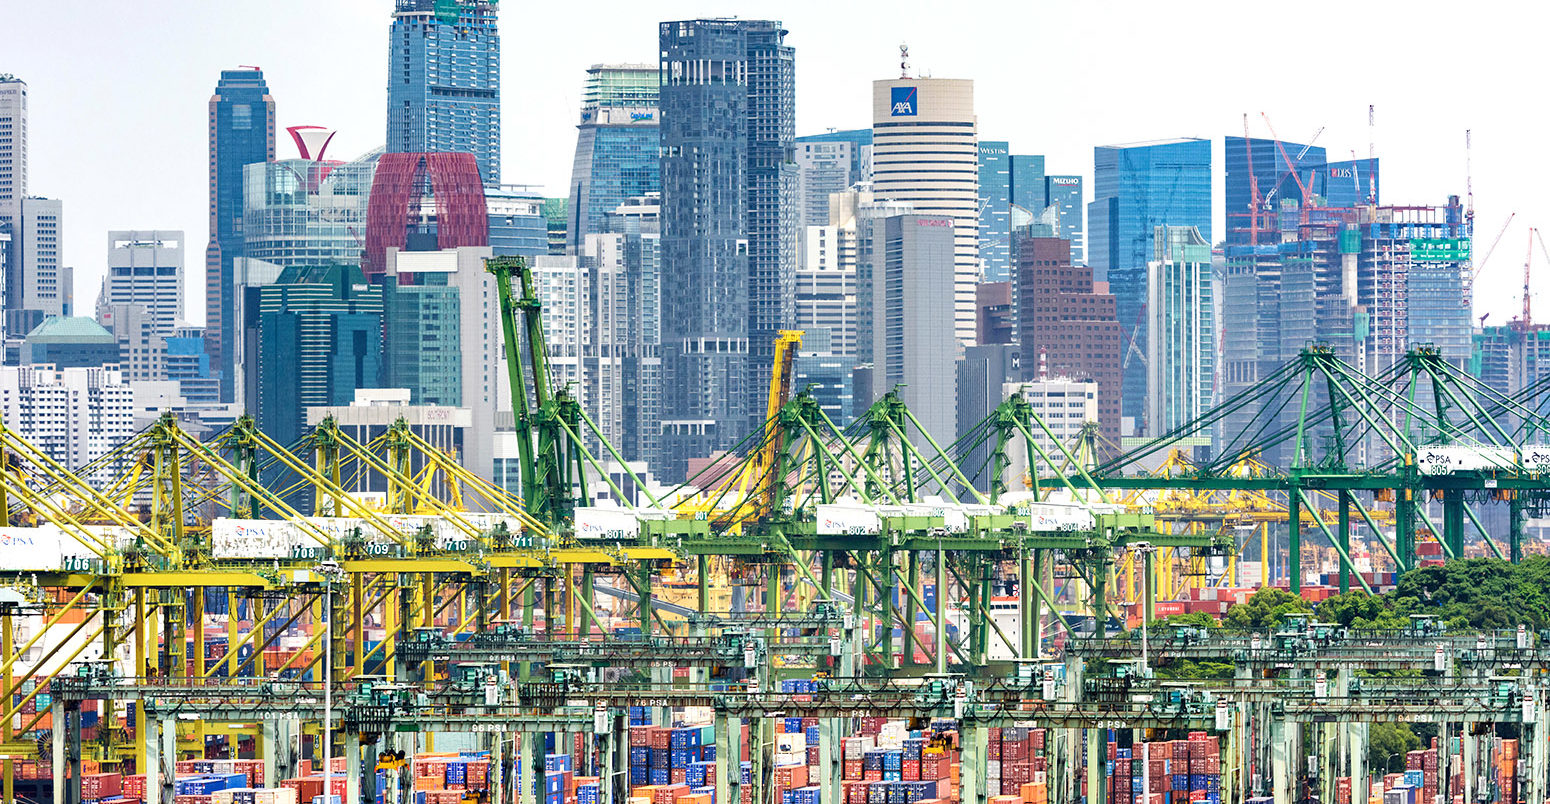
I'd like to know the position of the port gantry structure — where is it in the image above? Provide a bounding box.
[1088,344,1550,594]
[1,255,1550,802]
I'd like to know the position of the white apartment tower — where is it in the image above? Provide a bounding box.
[0,365,134,475]
[871,77,979,349]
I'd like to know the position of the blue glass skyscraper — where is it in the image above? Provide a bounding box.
[1010,154,1046,216]
[1088,138,1211,435]
[205,68,274,402]
[566,64,659,253]
[658,19,796,480]
[1224,136,1323,246]
[386,0,501,187]
[1044,175,1084,263]
[977,141,1011,282]
[979,147,1047,283]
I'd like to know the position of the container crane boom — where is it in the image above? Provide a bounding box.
[485,255,583,525]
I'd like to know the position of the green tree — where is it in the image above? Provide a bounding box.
[1223,588,1312,628]
[1367,722,1420,773]
[1150,612,1220,630]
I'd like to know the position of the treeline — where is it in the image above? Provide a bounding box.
[1155,555,1550,631]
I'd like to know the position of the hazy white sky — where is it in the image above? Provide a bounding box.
[2,0,1541,326]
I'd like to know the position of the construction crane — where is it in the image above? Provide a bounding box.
[1243,114,1261,246]
[1469,213,1516,285]
[1525,228,1538,328]
[1260,112,1312,207]
[1466,130,1475,225]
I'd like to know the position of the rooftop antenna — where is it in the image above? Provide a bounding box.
[899,44,910,79]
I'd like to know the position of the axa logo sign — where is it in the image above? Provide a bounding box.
[891,85,918,117]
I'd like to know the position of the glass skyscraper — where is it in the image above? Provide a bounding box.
[979,146,1048,283]
[978,141,1011,282]
[658,19,796,480]
[1044,175,1084,263]
[386,0,501,187]
[206,68,274,402]
[242,149,380,269]
[1088,138,1211,436]
[566,64,659,253]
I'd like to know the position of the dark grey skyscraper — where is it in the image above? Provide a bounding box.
[205,68,274,402]
[657,19,796,479]
[386,0,501,187]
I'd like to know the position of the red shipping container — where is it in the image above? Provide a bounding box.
[280,779,323,802]
[902,760,919,781]
[844,759,863,780]
[774,765,808,789]
[83,773,122,799]
[122,775,147,799]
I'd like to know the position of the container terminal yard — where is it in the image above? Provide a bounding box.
[0,257,1546,804]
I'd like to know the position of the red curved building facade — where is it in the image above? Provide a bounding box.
[364,152,488,277]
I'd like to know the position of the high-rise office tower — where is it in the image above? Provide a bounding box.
[980,145,1053,284]
[1044,175,1084,263]
[244,264,383,449]
[872,213,958,447]
[19,198,68,319]
[872,77,979,348]
[977,141,1010,283]
[206,68,275,402]
[1088,138,1211,435]
[102,231,184,337]
[565,64,659,253]
[386,0,501,187]
[658,19,796,479]
[0,75,25,311]
[382,246,508,481]
[1016,236,1120,444]
[1146,225,1215,437]
[244,147,381,270]
[1010,155,1046,216]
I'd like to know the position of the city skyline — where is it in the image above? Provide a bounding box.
[0,0,1531,327]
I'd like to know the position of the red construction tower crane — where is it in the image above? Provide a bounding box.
[1260,112,1312,207]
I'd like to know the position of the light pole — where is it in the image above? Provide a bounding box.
[1133,542,1155,671]
[315,560,345,798]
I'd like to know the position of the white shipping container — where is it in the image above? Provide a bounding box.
[776,733,806,752]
